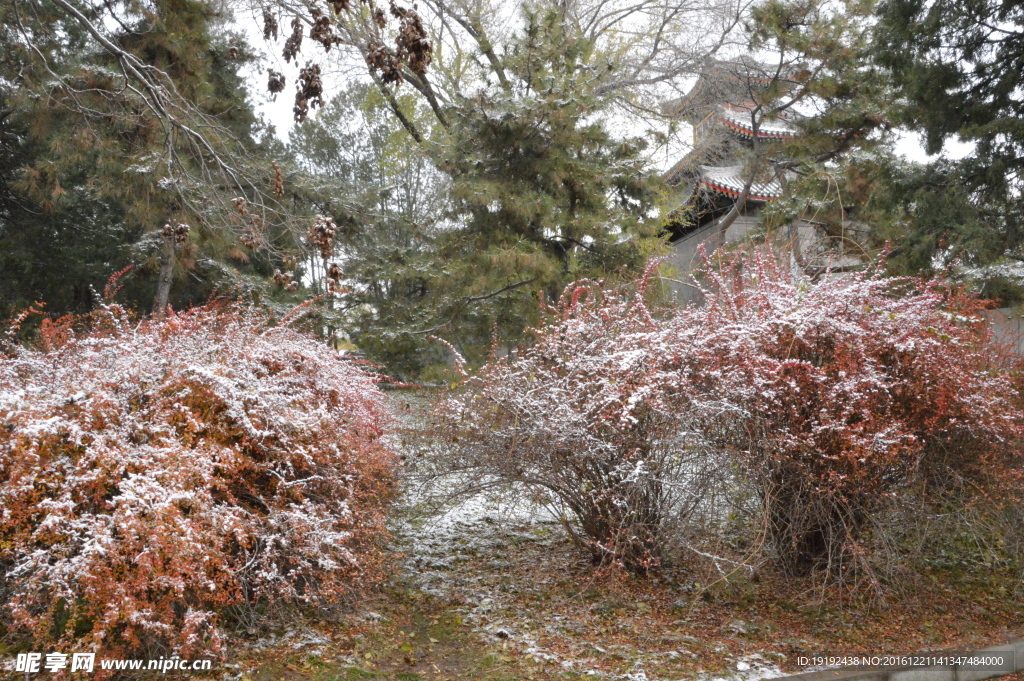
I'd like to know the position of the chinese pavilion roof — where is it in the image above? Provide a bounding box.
[698,165,782,203]
[717,104,798,141]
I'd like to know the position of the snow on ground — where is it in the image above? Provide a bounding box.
[218,393,793,680]
[389,484,785,681]
[388,393,785,681]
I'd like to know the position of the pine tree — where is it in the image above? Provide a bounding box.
[257,0,741,376]
[747,0,1024,299]
[694,0,895,269]
[283,5,665,376]
[0,0,299,320]
[871,0,1024,294]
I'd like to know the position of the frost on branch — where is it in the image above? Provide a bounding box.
[262,7,279,41]
[363,3,432,84]
[0,304,397,662]
[283,17,303,63]
[267,69,286,97]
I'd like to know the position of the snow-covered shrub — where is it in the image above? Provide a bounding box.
[666,250,1023,575]
[0,304,397,661]
[435,264,726,574]
[438,250,1023,578]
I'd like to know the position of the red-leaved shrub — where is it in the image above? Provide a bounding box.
[435,265,727,574]
[669,250,1023,575]
[0,304,396,662]
[439,251,1023,577]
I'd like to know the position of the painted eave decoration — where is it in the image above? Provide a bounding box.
[698,165,782,203]
[718,104,798,140]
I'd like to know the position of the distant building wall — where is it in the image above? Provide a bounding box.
[984,308,1024,355]
[665,216,829,306]
[666,214,759,306]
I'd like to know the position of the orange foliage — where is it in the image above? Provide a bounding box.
[0,303,397,666]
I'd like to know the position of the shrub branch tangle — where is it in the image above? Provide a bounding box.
[0,304,397,663]
[436,262,728,574]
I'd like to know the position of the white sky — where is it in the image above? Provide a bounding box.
[893,129,975,164]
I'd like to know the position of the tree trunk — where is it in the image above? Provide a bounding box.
[153,233,174,316]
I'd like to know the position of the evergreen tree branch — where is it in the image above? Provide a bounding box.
[464,276,539,301]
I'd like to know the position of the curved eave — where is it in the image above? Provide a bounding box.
[700,179,780,203]
[719,117,798,140]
